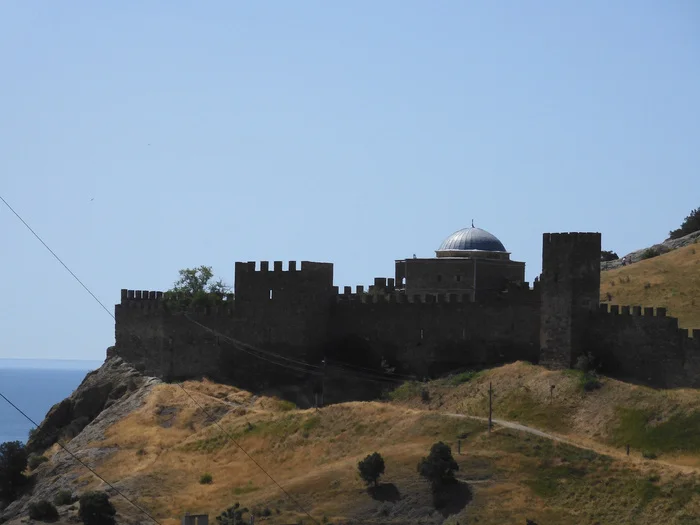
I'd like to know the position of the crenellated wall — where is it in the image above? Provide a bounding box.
[589,304,700,388]
[112,239,700,396]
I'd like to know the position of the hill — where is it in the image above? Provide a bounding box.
[3,359,700,525]
[600,242,700,328]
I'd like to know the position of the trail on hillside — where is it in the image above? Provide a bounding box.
[443,412,700,475]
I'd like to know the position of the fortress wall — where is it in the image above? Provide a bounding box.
[590,304,700,387]
[114,289,316,390]
[329,296,540,375]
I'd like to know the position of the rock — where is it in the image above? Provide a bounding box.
[26,357,150,454]
[0,357,159,524]
[601,229,700,271]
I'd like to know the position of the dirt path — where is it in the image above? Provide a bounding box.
[443,412,700,475]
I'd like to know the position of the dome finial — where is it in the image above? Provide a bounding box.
[471,219,474,228]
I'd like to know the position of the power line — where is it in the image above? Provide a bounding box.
[0,392,163,525]
[173,384,319,524]
[0,194,319,523]
[0,195,115,320]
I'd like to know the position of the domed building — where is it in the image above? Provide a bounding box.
[394,224,526,300]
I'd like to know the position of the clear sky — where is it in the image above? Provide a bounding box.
[1,1,698,361]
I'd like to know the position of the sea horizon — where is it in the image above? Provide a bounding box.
[1,359,104,444]
[0,358,104,370]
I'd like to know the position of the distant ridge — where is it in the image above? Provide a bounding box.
[601,229,700,270]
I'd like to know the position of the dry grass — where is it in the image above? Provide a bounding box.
[600,243,700,328]
[38,367,700,525]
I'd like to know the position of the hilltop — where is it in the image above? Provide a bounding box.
[600,240,700,328]
[3,359,700,525]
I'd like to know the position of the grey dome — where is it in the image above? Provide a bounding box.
[437,227,507,253]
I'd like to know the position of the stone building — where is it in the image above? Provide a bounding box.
[112,224,700,401]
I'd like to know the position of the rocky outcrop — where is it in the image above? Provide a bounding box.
[1,357,159,524]
[601,230,700,271]
[26,356,154,453]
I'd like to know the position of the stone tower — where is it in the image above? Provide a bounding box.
[539,232,601,369]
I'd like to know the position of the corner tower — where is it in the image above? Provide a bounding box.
[539,232,601,369]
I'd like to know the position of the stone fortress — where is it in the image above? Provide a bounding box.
[113,225,700,401]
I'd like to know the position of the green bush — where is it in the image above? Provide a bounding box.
[641,247,660,260]
[417,441,459,487]
[28,454,49,470]
[642,450,658,460]
[78,491,116,525]
[54,490,75,506]
[200,473,213,484]
[28,500,59,521]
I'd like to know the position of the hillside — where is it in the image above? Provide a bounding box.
[3,359,700,525]
[600,242,700,328]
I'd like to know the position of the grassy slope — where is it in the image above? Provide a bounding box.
[600,243,700,328]
[33,371,700,525]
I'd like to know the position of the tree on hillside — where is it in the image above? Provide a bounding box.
[669,207,700,239]
[78,491,116,525]
[0,440,28,502]
[358,452,386,487]
[418,441,460,509]
[600,250,619,262]
[165,266,232,311]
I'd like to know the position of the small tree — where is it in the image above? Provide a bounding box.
[417,441,459,488]
[669,207,700,239]
[0,440,28,502]
[165,266,232,311]
[166,266,231,310]
[358,452,385,487]
[600,250,619,262]
[78,491,116,525]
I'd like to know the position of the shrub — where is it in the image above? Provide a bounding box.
[581,373,602,392]
[28,454,49,470]
[216,502,248,525]
[669,206,700,239]
[358,452,385,487]
[200,473,213,484]
[78,492,116,525]
[28,500,59,521]
[262,507,272,517]
[641,247,660,260]
[0,440,28,503]
[54,490,75,506]
[420,389,431,403]
[642,450,658,460]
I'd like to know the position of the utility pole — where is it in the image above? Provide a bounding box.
[488,381,493,433]
[320,358,326,408]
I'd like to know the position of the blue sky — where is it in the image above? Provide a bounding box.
[1,1,698,360]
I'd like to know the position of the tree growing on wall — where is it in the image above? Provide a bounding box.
[165,266,232,311]
[669,206,700,239]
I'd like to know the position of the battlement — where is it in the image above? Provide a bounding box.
[543,232,602,245]
[234,261,333,273]
[335,292,473,304]
[598,303,670,317]
[117,289,235,315]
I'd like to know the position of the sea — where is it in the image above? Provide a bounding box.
[0,359,103,445]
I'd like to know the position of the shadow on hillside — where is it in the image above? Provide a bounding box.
[368,482,401,502]
[435,481,473,517]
